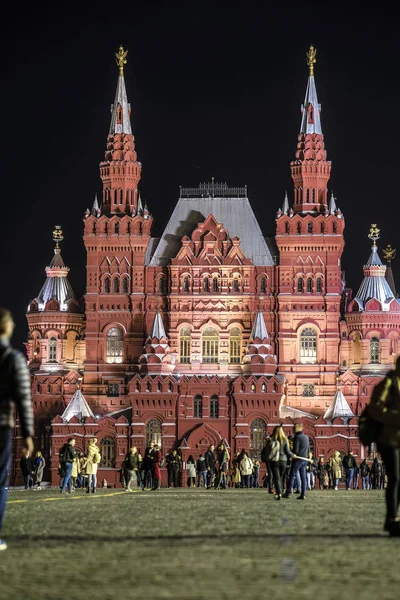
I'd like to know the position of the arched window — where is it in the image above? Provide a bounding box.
[203,277,210,292]
[122,278,129,294]
[285,222,290,234]
[316,277,322,293]
[202,327,219,363]
[210,395,219,418]
[307,277,312,293]
[333,222,337,233]
[297,222,302,234]
[114,222,119,234]
[104,277,110,293]
[194,395,203,418]
[100,437,115,468]
[300,327,317,364]
[297,277,304,293]
[229,327,241,364]
[353,332,362,364]
[48,337,57,362]
[179,328,191,364]
[183,277,189,292]
[213,278,219,293]
[260,277,266,293]
[250,418,266,459]
[113,278,120,293]
[233,278,239,292]
[307,222,313,233]
[146,418,162,448]
[158,278,165,294]
[320,222,325,233]
[106,327,123,363]
[370,337,380,364]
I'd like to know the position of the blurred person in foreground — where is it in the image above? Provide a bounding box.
[0,308,34,551]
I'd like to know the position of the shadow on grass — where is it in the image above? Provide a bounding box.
[4,532,389,543]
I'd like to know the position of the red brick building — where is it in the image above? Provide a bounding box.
[19,47,399,486]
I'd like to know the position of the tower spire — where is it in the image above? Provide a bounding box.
[109,46,132,136]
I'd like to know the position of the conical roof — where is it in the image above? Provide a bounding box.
[282,191,289,215]
[324,389,354,421]
[34,248,75,311]
[250,311,268,341]
[109,71,132,135]
[354,245,394,311]
[149,311,167,340]
[61,389,94,422]
[300,74,322,135]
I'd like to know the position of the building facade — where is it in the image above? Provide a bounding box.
[19,46,399,486]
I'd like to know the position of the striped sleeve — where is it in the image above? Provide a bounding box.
[11,351,34,438]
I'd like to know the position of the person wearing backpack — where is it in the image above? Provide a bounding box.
[359,459,370,490]
[267,426,294,500]
[342,450,358,490]
[283,423,309,500]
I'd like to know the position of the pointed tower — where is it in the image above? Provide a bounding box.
[324,387,354,422]
[243,311,276,375]
[61,387,94,422]
[275,47,345,415]
[291,45,331,214]
[26,227,85,371]
[139,311,176,374]
[100,46,142,215]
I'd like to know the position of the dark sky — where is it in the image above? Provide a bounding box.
[2,3,400,351]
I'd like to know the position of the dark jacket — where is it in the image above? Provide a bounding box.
[166,453,181,471]
[20,456,33,477]
[316,461,326,481]
[0,341,34,438]
[371,459,383,476]
[125,452,141,471]
[292,431,309,458]
[196,456,207,472]
[60,443,77,464]
[342,454,358,470]
[359,461,370,477]
[205,449,216,469]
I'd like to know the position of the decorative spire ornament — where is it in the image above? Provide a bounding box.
[368,223,380,247]
[115,45,128,75]
[306,45,317,76]
[383,244,396,263]
[53,225,64,249]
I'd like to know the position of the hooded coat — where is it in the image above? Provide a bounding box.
[84,441,101,475]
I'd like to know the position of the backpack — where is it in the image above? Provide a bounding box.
[59,444,67,464]
[267,440,280,462]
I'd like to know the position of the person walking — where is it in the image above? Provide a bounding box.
[306,451,317,491]
[33,451,46,490]
[205,445,216,489]
[84,438,101,493]
[0,308,34,551]
[267,426,294,500]
[359,458,370,490]
[142,442,155,490]
[343,450,358,490]
[283,423,309,500]
[217,443,230,489]
[59,438,77,493]
[316,457,327,490]
[124,446,142,491]
[371,457,383,490]
[186,455,196,488]
[20,448,34,490]
[166,449,181,488]
[196,454,208,488]
[328,451,342,490]
[151,444,163,490]
[252,459,261,488]
[239,451,253,488]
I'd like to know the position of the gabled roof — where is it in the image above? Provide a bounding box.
[148,193,274,267]
[323,389,354,421]
[61,389,94,422]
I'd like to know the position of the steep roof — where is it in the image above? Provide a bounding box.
[300,73,322,135]
[34,248,76,310]
[109,71,132,135]
[148,187,274,267]
[323,389,354,421]
[61,389,94,422]
[149,311,167,340]
[354,246,394,311]
[250,311,269,341]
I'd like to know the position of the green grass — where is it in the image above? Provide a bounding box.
[0,487,398,600]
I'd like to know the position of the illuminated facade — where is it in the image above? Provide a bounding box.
[19,46,399,486]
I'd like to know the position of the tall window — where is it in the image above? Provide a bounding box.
[210,395,219,418]
[158,278,165,294]
[104,277,110,293]
[370,337,380,364]
[307,277,312,293]
[229,327,241,364]
[202,327,219,363]
[183,277,189,292]
[122,278,129,293]
[300,327,317,364]
[316,277,322,293]
[179,328,191,364]
[48,337,57,362]
[250,418,266,459]
[203,277,210,292]
[213,278,219,292]
[100,437,115,468]
[113,278,120,293]
[233,279,239,292]
[260,277,266,293]
[146,418,162,448]
[194,395,203,418]
[297,277,304,293]
[106,327,123,363]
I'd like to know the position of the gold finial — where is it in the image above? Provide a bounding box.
[306,45,317,76]
[115,45,128,75]
[53,225,64,249]
[383,244,396,263]
[368,223,380,247]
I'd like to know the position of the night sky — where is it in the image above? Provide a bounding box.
[2,3,399,351]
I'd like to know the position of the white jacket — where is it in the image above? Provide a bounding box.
[239,456,253,476]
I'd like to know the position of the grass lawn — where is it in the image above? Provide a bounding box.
[0,487,398,600]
